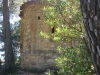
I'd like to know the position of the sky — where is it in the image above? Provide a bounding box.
[0,42,4,60]
[10,14,21,25]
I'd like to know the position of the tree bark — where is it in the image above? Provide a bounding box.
[3,0,15,70]
[80,0,100,75]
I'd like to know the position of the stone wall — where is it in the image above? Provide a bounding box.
[20,1,74,69]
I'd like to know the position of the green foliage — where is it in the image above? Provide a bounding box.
[56,42,95,75]
[12,25,20,64]
[14,0,28,5]
[12,25,20,40]
[41,0,95,75]
[41,0,84,42]
[46,69,54,75]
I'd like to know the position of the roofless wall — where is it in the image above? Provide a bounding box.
[20,0,74,69]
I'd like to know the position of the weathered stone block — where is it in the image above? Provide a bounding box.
[47,59,55,63]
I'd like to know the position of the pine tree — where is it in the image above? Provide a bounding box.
[3,0,15,70]
[80,0,100,74]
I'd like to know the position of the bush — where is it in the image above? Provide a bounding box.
[56,42,95,75]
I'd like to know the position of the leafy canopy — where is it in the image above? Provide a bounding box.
[41,0,95,75]
[40,0,84,42]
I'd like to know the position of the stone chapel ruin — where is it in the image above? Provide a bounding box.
[20,0,74,69]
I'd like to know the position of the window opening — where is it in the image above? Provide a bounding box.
[52,27,54,33]
[38,16,40,20]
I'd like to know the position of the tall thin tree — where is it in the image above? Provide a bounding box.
[3,0,15,70]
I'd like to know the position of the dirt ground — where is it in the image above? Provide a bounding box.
[0,70,48,75]
[17,70,47,75]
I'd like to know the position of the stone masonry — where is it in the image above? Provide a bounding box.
[20,0,74,69]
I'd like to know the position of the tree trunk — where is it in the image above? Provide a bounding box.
[3,0,15,70]
[80,0,100,75]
